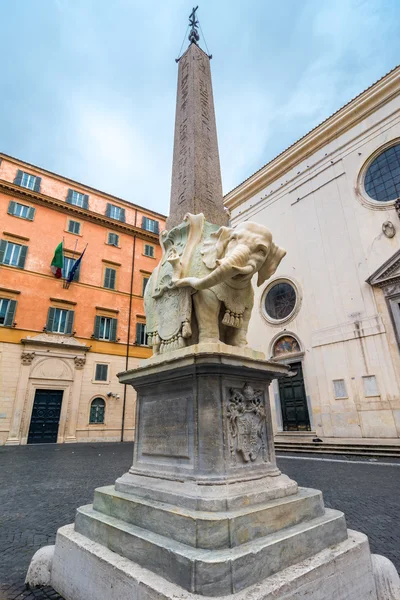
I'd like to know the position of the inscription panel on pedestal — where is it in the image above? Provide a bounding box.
[140,396,190,459]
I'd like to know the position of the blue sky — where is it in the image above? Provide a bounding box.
[1,0,399,215]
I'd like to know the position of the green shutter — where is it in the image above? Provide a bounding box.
[0,240,6,264]
[66,189,73,204]
[104,268,110,288]
[154,221,159,234]
[14,170,23,186]
[135,323,141,344]
[7,201,16,215]
[110,269,116,290]
[18,245,28,269]
[120,208,126,222]
[83,194,89,210]
[33,177,41,192]
[27,206,35,221]
[47,307,56,332]
[65,310,74,334]
[110,318,117,342]
[94,316,101,339]
[106,203,111,217]
[4,300,17,327]
[141,216,146,228]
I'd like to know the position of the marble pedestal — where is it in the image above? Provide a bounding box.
[49,345,379,599]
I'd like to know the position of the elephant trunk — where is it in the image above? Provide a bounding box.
[196,244,252,290]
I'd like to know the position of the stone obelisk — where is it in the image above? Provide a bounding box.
[37,10,399,600]
[167,29,227,228]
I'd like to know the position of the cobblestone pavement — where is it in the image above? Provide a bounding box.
[0,443,399,599]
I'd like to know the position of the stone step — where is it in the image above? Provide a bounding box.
[75,504,348,596]
[92,485,325,550]
[275,443,400,457]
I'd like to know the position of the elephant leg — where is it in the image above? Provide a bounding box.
[193,289,221,344]
[228,307,251,347]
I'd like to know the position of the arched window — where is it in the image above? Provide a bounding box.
[364,144,400,203]
[89,398,105,424]
[273,335,300,357]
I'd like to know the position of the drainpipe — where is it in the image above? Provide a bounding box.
[121,210,137,442]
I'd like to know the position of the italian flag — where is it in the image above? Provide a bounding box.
[51,242,64,278]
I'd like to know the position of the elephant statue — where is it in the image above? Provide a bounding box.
[144,214,285,354]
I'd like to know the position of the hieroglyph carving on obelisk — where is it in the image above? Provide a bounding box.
[167,42,227,229]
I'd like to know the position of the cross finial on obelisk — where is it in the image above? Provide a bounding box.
[167,8,228,230]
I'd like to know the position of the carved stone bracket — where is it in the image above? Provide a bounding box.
[74,356,86,370]
[227,383,268,465]
[21,352,35,366]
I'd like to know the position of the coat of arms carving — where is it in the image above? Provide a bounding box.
[227,383,268,464]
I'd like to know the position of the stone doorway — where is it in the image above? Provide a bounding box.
[278,361,311,431]
[27,389,64,444]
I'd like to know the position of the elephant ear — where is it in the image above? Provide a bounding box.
[257,243,286,287]
[201,226,233,269]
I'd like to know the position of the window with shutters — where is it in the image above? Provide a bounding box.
[142,277,149,296]
[0,241,27,269]
[142,217,159,233]
[106,204,125,222]
[14,170,41,192]
[136,322,148,346]
[8,201,35,221]
[94,316,117,341]
[63,256,80,281]
[107,232,119,247]
[47,307,74,334]
[66,189,87,208]
[144,244,155,257]
[94,363,108,382]
[0,298,17,327]
[89,398,105,424]
[104,267,116,290]
[67,220,81,235]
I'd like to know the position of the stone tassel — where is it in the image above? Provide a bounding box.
[182,320,192,338]
[222,310,231,326]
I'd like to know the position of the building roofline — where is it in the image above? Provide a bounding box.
[0,151,167,220]
[224,65,400,210]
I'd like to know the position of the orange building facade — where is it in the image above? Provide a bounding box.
[0,152,165,445]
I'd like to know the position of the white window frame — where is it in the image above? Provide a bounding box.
[71,190,85,207]
[98,316,112,340]
[362,375,380,397]
[4,242,22,266]
[21,173,36,190]
[14,203,30,219]
[52,308,69,334]
[143,217,158,232]
[109,205,122,220]
[333,379,348,399]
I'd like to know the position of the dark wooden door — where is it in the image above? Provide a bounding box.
[278,362,311,431]
[27,390,63,444]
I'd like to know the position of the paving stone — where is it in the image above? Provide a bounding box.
[0,443,398,599]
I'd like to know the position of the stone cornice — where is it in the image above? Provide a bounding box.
[0,180,160,243]
[225,66,400,210]
[0,152,167,219]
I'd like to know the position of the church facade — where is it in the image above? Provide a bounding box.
[225,66,400,440]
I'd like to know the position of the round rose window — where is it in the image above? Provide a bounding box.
[364,144,400,203]
[264,281,296,321]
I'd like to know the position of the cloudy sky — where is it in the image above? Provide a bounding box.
[1,0,399,215]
